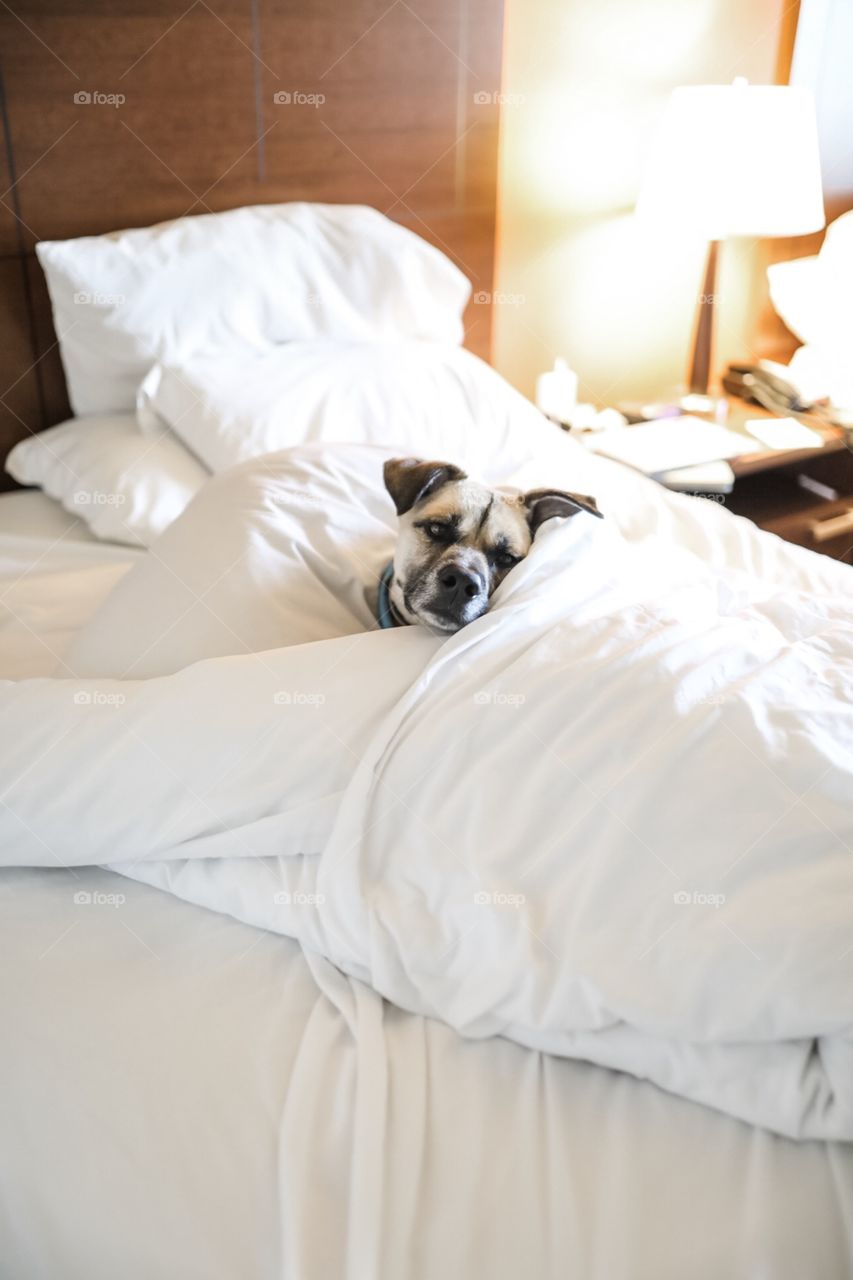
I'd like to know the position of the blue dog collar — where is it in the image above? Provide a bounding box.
[377,560,397,629]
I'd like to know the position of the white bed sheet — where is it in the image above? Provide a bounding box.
[1,488,852,1279]
[1,863,851,1280]
[0,490,97,542]
[0,490,140,678]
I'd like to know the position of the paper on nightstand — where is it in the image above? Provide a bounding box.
[585,416,760,476]
[658,460,735,493]
[744,417,824,450]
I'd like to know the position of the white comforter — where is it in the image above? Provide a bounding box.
[3,431,853,1140]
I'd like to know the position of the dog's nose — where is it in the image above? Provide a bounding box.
[437,563,482,604]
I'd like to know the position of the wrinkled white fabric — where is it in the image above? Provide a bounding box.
[3,433,853,1139]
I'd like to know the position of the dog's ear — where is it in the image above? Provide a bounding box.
[523,488,603,535]
[384,457,467,516]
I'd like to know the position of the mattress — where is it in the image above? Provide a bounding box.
[2,489,853,1279]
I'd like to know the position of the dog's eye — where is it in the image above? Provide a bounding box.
[425,522,451,541]
[493,551,520,571]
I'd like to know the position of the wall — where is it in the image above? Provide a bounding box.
[492,0,785,406]
[790,0,853,199]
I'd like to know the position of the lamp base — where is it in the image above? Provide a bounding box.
[679,391,730,424]
[687,239,720,397]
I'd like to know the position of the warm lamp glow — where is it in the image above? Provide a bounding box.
[636,80,825,239]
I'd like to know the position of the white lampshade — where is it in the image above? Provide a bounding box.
[636,80,825,239]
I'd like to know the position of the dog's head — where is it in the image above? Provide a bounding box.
[383,456,602,634]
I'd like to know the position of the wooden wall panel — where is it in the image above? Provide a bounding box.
[0,0,505,481]
[0,258,44,445]
[0,86,20,257]
[26,254,72,425]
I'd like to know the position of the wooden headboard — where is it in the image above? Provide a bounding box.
[0,0,505,477]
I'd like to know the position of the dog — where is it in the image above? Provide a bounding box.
[378,456,602,634]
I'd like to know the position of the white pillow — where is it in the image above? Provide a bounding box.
[6,416,208,547]
[138,341,556,479]
[768,211,853,350]
[767,211,853,412]
[35,204,471,416]
[766,255,822,345]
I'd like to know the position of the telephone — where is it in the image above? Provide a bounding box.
[721,363,814,415]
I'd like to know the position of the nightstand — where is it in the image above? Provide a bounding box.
[708,400,853,564]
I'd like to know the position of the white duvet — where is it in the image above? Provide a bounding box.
[3,429,853,1141]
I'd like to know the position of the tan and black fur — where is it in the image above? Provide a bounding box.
[383,457,602,634]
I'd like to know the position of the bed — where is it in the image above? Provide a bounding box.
[3,7,853,1268]
[3,441,853,1280]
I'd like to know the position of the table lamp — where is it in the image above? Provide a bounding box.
[636,79,825,399]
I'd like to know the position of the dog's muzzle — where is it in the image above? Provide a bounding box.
[419,555,489,631]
